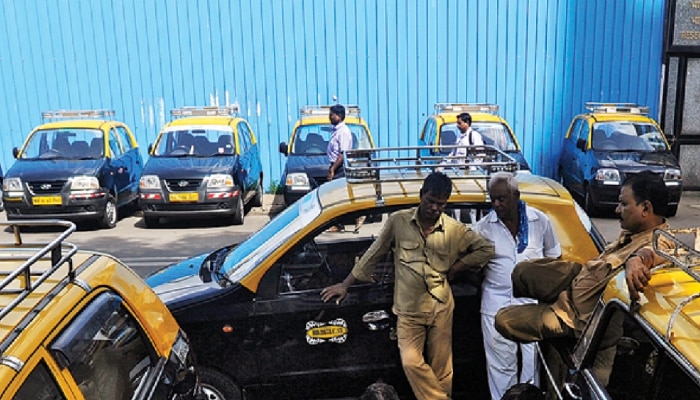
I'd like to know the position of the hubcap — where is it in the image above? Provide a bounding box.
[105,201,116,224]
[201,385,224,400]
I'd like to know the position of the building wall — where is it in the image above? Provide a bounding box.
[0,0,666,185]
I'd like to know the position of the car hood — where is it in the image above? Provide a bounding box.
[6,159,104,180]
[595,151,680,170]
[285,154,329,179]
[143,156,238,179]
[146,252,232,309]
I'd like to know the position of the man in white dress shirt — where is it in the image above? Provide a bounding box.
[473,172,561,399]
[447,112,483,160]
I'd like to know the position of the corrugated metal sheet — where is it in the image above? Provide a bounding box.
[0,0,666,183]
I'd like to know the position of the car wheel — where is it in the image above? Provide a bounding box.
[143,216,160,228]
[667,204,678,217]
[99,196,118,229]
[584,185,599,217]
[251,177,263,207]
[231,195,244,225]
[199,368,242,400]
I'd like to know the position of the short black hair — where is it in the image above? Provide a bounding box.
[622,170,668,216]
[360,382,399,400]
[457,112,472,125]
[420,171,453,199]
[330,104,346,120]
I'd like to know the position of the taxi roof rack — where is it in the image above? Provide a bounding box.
[584,102,649,115]
[171,105,240,117]
[0,220,78,321]
[434,103,499,114]
[343,145,518,207]
[651,227,700,340]
[42,109,115,120]
[300,105,362,117]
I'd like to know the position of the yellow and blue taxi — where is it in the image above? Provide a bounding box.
[139,106,263,227]
[418,103,531,171]
[2,110,143,229]
[558,102,682,216]
[278,105,375,205]
[0,220,203,399]
[542,228,700,399]
[147,147,604,399]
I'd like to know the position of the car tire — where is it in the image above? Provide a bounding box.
[143,216,160,228]
[199,368,242,400]
[251,177,263,207]
[667,204,678,217]
[584,185,599,217]
[99,196,118,229]
[232,195,244,225]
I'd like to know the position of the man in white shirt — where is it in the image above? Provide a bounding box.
[447,112,484,160]
[473,172,561,400]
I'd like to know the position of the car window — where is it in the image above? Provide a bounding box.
[116,126,134,151]
[50,291,156,400]
[108,128,123,158]
[424,118,437,146]
[570,118,587,143]
[291,123,371,155]
[13,361,66,400]
[20,129,104,160]
[593,122,664,152]
[237,122,252,153]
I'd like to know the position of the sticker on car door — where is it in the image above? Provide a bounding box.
[306,318,348,345]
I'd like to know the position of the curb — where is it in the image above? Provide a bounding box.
[248,194,286,216]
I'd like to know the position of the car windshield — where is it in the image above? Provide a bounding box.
[591,122,668,152]
[222,190,323,283]
[153,126,235,157]
[440,122,519,151]
[290,123,372,155]
[20,128,105,160]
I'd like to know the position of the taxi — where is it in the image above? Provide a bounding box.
[0,220,202,399]
[541,228,700,399]
[147,147,604,400]
[138,106,263,227]
[2,110,143,229]
[418,103,531,171]
[558,102,682,216]
[278,105,375,205]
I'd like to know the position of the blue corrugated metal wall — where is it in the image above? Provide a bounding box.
[0,0,665,184]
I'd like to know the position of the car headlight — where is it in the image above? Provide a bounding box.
[594,168,620,185]
[70,176,100,190]
[286,173,311,190]
[664,168,682,186]
[3,177,23,193]
[140,175,162,189]
[207,174,234,188]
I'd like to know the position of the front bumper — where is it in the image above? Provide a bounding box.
[590,181,682,208]
[140,189,241,218]
[3,191,109,220]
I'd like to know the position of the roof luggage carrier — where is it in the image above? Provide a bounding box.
[0,220,78,321]
[300,105,362,118]
[171,105,240,118]
[41,109,115,120]
[343,145,519,206]
[433,103,499,114]
[651,227,700,340]
[584,102,649,115]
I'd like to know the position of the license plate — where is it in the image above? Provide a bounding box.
[169,192,199,202]
[32,196,62,206]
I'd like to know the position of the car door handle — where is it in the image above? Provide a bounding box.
[362,310,391,331]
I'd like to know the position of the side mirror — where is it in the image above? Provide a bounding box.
[12,147,19,158]
[576,138,587,151]
[279,142,288,156]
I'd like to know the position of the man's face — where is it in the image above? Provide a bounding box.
[419,190,449,223]
[616,185,646,233]
[329,112,341,125]
[456,119,469,133]
[489,181,519,220]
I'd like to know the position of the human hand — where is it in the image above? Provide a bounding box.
[327,170,334,180]
[625,255,651,302]
[321,283,348,304]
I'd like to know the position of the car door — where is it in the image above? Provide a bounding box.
[562,118,588,196]
[233,121,256,193]
[115,125,143,202]
[250,232,401,399]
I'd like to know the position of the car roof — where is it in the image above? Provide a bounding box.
[601,228,700,371]
[0,221,180,382]
[582,112,657,124]
[435,111,505,124]
[33,119,118,130]
[164,115,246,128]
[297,115,366,126]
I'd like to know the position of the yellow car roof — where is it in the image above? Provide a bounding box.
[33,119,118,130]
[584,112,657,124]
[436,111,505,124]
[164,115,245,128]
[297,115,366,126]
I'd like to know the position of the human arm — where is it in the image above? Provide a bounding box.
[328,153,344,179]
[320,273,357,304]
[624,247,666,302]
[448,228,495,279]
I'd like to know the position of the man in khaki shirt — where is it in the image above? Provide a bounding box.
[321,172,494,400]
[495,171,673,389]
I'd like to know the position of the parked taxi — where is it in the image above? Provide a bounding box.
[2,110,143,229]
[139,106,263,227]
[147,147,604,400]
[418,103,531,171]
[0,220,202,399]
[278,105,375,205]
[558,102,682,216]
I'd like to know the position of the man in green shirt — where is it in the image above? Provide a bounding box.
[321,171,494,400]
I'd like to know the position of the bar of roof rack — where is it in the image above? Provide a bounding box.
[0,220,78,320]
[41,109,115,120]
[651,228,700,340]
[300,105,362,117]
[434,103,499,114]
[171,105,240,117]
[584,102,649,115]
[343,146,518,206]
